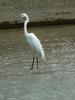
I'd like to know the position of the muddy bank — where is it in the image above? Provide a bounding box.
[0,18,75,29]
[0,0,75,28]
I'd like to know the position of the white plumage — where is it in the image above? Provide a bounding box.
[20,13,46,69]
[26,33,45,59]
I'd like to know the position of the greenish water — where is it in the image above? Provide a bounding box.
[0,25,75,100]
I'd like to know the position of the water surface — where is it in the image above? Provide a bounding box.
[0,25,75,100]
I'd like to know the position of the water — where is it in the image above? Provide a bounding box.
[0,25,75,100]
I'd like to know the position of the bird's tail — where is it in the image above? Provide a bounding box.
[41,50,47,63]
[42,56,47,63]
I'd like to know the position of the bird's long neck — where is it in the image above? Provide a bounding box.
[24,15,29,36]
[24,21,28,35]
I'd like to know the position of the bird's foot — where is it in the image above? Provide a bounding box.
[30,67,33,70]
[37,67,39,70]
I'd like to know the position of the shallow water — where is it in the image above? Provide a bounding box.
[0,25,75,100]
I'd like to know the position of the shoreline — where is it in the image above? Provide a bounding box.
[0,18,75,29]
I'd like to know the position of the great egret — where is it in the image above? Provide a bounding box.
[20,13,46,70]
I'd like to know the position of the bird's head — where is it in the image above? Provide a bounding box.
[20,13,27,18]
[20,13,29,22]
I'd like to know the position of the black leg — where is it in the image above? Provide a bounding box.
[36,57,38,69]
[31,54,35,70]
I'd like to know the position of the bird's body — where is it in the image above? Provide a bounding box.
[20,13,46,69]
[26,32,45,59]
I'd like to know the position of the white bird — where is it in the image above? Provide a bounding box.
[20,13,46,70]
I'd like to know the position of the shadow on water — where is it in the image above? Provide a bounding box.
[30,67,54,75]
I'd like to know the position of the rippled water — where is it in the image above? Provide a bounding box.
[0,25,75,100]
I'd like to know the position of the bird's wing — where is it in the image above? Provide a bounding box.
[26,33,45,57]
